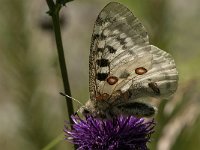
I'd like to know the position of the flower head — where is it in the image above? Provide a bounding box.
[64,115,155,150]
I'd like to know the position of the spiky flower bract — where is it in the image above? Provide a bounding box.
[64,115,155,150]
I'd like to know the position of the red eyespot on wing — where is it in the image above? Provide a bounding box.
[96,93,109,101]
[106,76,118,85]
[135,67,147,75]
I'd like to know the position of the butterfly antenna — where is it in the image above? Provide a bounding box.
[59,92,83,106]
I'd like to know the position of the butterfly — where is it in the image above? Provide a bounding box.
[80,2,178,118]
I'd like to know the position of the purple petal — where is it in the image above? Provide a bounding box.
[64,115,155,150]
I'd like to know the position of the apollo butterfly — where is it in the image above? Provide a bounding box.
[80,2,178,118]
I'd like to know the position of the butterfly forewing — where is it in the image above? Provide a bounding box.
[89,2,151,100]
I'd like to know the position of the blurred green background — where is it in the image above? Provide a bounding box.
[0,0,200,150]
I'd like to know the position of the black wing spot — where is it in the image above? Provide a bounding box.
[96,73,109,81]
[96,59,110,67]
[96,16,103,26]
[93,32,106,40]
[97,47,104,53]
[116,37,126,45]
[93,34,100,39]
[107,45,117,53]
[148,82,160,95]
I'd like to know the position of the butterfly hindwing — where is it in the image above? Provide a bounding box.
[122,45,178,100]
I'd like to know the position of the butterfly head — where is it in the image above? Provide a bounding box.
[79,98,112,119]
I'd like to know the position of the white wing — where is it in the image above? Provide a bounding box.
[89,2,178,101]
[123,45,178,100]
[89,2,149,100]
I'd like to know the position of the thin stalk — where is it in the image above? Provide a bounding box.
[46,0,74,124]
[46,0,76,149]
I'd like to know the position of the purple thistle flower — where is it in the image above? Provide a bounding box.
[64,115,155,150]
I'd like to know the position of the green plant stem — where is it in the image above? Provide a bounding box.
[46,1,77,149]
[46,1,76,149]
[46,0,74,124]
[52,10,75,122]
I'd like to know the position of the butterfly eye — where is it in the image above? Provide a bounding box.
[135,67,147,75]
